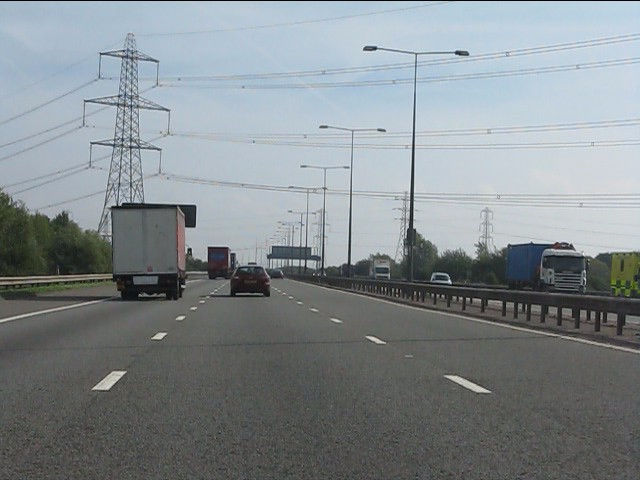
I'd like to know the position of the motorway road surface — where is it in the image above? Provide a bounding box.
[1,278,639,479]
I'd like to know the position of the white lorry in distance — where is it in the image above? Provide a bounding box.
[369,258,391,280]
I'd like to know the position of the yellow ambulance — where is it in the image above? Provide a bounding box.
[610,252,640,297]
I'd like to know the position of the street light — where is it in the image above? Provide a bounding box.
[300,164,350,276]
[363,45,468,282]
[288,209,305,274]
[319,125,386,277]
[273,226,289,269]
[278,220,297,270]
[289,186,320,273]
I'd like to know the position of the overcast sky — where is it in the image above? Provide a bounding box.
[1,1,638,267]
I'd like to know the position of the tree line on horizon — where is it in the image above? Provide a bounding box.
[322,231,613,292]
[0,190,111,276]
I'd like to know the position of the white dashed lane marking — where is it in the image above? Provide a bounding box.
[330,318,343,324]
[151,332,168,341]
[365,335,387,345]
[0,299,109,325]
[175,315,186,322]
[92,371,127,392]
[444,375,491,394]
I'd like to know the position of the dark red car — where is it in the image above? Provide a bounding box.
[230,265,271,297]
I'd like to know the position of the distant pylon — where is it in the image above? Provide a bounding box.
[479,207,494,253]
[394,191,409,263]
[83,33,170,239]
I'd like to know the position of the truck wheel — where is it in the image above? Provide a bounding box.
[165,291,172,300]
[121,291,138,300]
[172,280,180,300]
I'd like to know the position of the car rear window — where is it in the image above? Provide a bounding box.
[236,267,265,276]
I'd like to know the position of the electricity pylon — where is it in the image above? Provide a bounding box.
[84,33,170,239]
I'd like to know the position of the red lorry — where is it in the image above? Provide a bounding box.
[208,246,232,279]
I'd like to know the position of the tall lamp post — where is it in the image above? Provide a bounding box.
[319,125,386,277]
[278,221,297,269]
[289,186,319,273]
[363,45,468,282]
[300,164,349,276]
[288,209,305,274]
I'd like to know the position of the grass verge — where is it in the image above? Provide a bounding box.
[0,281,112,299]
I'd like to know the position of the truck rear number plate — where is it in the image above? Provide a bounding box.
[133,276,159,285]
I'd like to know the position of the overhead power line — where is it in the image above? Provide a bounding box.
[32,173,160,211]
[5,33,637,161]
[0,37,124,102]
[9,166,92,195]
[169,131,640,150]
[0,79,96,127]
[159,173,640,208]
[138,2,453,37]
[0,117,83,150]
[134,32,640,83]
[158,57,640,90]
[3,133,165,192]
[1,162,95,190]
[162,118,640,146]
[0,126,82,164]
[0,85,158,157]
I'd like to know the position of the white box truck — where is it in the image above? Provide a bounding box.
[369,257,391,280]
[111,203,196,300]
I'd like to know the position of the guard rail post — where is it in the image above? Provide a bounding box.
[616,313,624,335]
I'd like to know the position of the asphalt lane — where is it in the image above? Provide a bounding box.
[1,278,639,479]
[0,283,116,319]
[0,278,222,477]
